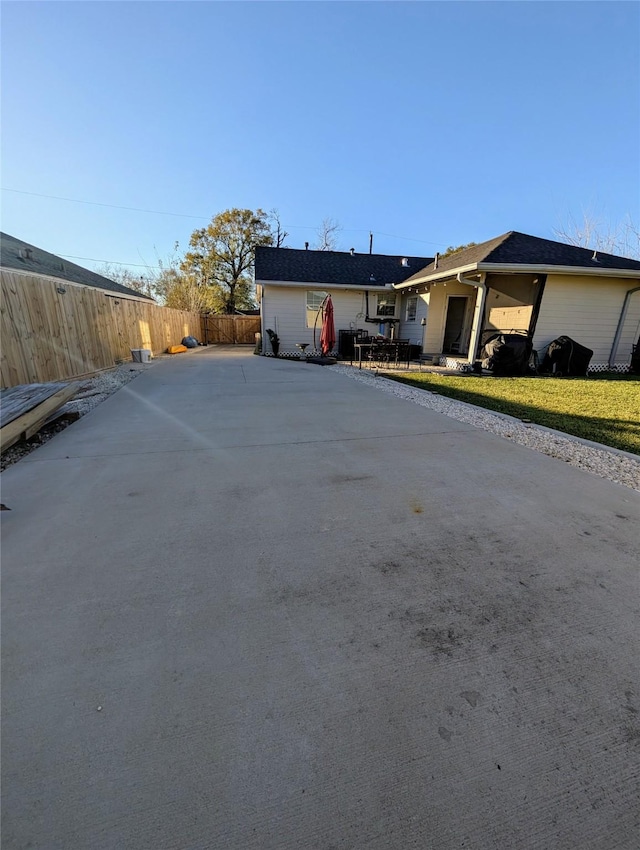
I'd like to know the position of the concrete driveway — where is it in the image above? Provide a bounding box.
[2,346,638,849]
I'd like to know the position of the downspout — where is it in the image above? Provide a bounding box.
[259,284,265,355]
[457,272,486,364]
[609,285,640,368]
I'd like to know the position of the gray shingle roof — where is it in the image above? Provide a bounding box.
[402,231,640,283]
[255,246,433,287]
[0,232,155,300]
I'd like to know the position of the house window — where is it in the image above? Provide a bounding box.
[376,293,396,316]
[306,290,328,328]
[405,296,418,322]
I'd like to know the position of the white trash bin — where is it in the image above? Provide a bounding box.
[131,349,152,363]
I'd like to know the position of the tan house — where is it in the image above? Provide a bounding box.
[396,231,640,372]
[256,233,640,372]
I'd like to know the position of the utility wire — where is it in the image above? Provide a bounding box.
[2,186,444,247]
[60,254,160,270]
[1,187,208,220]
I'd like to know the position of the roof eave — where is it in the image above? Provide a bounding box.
[394,263,480,289]
[477,262,640,279]
[256,278,393,290]
[2,266,155,302]
[394,261,640,289]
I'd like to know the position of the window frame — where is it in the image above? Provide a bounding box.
[405,296,418,322]
[376,292,397,317]
[306,290,328,328]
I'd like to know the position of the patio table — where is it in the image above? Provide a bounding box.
[353,341,410,370]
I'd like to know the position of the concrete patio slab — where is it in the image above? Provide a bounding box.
[2,346,638,849]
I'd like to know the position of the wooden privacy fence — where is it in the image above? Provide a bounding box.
[201,314,261,345]
[1,270,203,388]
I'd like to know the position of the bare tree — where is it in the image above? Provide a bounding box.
[554,211,640,259]
[315,217,341,251]
[268,209,289,248]
[93,262,156,298]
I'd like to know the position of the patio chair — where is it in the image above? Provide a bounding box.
[366,340,390,368]
[395,340,412,369]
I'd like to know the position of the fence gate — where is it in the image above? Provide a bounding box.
[201,315,261,345]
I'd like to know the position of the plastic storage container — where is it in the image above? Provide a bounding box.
[131,349,152,363]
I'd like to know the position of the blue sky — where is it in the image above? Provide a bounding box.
[2,1,639,275]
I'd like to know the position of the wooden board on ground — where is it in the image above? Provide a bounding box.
[0,383,78,452]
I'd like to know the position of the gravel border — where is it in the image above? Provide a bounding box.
[327,364,640,492]
[0,364,147,472]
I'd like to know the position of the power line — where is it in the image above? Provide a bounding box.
[2,186,444,247]
[373,231,442,247]
[61,254,160,270]
[1,187,208,220]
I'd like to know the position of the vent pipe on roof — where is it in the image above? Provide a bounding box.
[305,242,309,250]
[350,248,355,256]
[434,252,439,269]
[401,258,409,267]
[20,248,33,260]
[592,250,599,262]
[369,232,373,254]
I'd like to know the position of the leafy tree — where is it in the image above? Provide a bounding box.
[164,272,222,313]
[150,244,188,305]
[181,208,274,313]
[441,242,478,258]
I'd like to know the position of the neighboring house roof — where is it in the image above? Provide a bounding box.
[0,232,155,300]
[255,246,433,287]
[399,231,640,287]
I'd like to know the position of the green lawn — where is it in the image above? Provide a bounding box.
[387,372,640,455]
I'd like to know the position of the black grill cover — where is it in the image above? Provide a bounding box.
[481,333,532,376]
[540,336,593,377]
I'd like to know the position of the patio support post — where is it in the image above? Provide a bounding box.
[609,285,640,369]
[457,272,486,365]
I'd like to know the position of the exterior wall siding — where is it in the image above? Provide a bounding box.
[533,274,640,366]
[398,292,428,345]
[485,304,534,334]
[482,273,539,339]
[423,280,476,354]
[261,285,381,355]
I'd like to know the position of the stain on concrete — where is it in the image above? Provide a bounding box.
[328,473,374,484]
[416,626,464,655]
[376,560,401,575]
[461,691,481,708]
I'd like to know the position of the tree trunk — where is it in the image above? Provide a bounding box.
[225,283,236,314]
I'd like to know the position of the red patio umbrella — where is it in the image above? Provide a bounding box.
[320,295,336,356]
